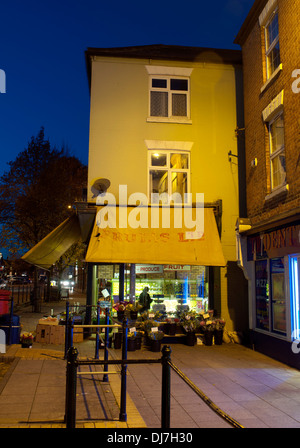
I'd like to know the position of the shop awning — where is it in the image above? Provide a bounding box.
[85,206,226,266]
[21,214,82,269]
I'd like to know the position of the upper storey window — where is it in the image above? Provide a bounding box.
[265,11,280,79]
[150,76,189,118]
[146,66,193,124]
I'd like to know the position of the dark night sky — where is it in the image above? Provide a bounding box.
[0,0,254,178]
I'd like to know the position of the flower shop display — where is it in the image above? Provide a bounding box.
[20,332,34,348]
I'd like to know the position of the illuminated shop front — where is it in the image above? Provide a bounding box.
[95,263,209,314]
[244,221,300,368]
[85,205,226,315]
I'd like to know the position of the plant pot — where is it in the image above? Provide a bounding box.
[150,339,161,352]
[135,336,142,349]
[214,329,223,345]
[21,343,32,348]
[127,338,136,351]
[130,311,138,320]
[203,331,213,346]
[185,331,196,346]
[114,332,122,349]
[117,310,125,322]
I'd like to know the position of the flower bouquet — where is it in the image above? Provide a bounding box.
[180,311,200,333]
[20,332,34,348]
[147,329,164,352]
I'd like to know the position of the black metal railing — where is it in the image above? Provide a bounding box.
[64,305,244,429]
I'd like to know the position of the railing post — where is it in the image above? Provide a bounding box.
[64,300,70,359]
[65,346,78,428]
[161,345,172,429]
[95,301,100,360]
[119,317,128,422]
[103,307,109,382]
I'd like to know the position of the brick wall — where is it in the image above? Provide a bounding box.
[242,0,300,226]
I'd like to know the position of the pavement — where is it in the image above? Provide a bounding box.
[1,291,300,430]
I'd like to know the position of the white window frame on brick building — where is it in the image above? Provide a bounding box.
[268,112,286,191]
[146,66,193,124]
[264,10,280,79]
[262,90,288,199]
[259,0,282,92]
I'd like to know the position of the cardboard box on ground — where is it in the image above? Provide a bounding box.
[35,319,83,344]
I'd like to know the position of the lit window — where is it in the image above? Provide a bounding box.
[265,11,280,79]
[149,76,190,119]
[269,113,286,190]
[148,151,190,203]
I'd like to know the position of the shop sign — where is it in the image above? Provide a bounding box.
[164,265,191,271]
[247,224,300,260]
[136,264,163,274]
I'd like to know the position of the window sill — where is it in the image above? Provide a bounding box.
[260,63,282,94]
[264,183,289,201]
[147,117,192,125]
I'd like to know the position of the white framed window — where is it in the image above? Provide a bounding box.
[264,10,280,79]
[148,150,190,203]
[268,113,286,190]
[149,75,190,119]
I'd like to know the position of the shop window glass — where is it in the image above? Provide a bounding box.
[270,257,286,335]
[290,255,300,340]
[255,260,269,331]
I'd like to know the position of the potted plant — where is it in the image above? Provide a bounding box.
[180,311,200,346]
[147,329,164,352]
[20,332,34,348]
[214,318,225,345]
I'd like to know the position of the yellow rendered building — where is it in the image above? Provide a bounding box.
[85,45,248,333]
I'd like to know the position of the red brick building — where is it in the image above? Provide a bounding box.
[235,0,300,368]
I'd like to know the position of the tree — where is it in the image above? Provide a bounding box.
[0,127,87,254]
[0,127,87,309]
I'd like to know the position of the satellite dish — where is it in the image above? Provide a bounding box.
[91,178,111,197]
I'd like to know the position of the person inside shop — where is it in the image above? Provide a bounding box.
[138,286,153,311]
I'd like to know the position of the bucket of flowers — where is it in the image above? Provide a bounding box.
[125,302,143,320]
[164,317,180,335]
[113,302,126,322]
[20,332,34,348]
[199,313,216,346]
[180,311,200,346]
[147,328,164,352]
[214,318,226,345]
